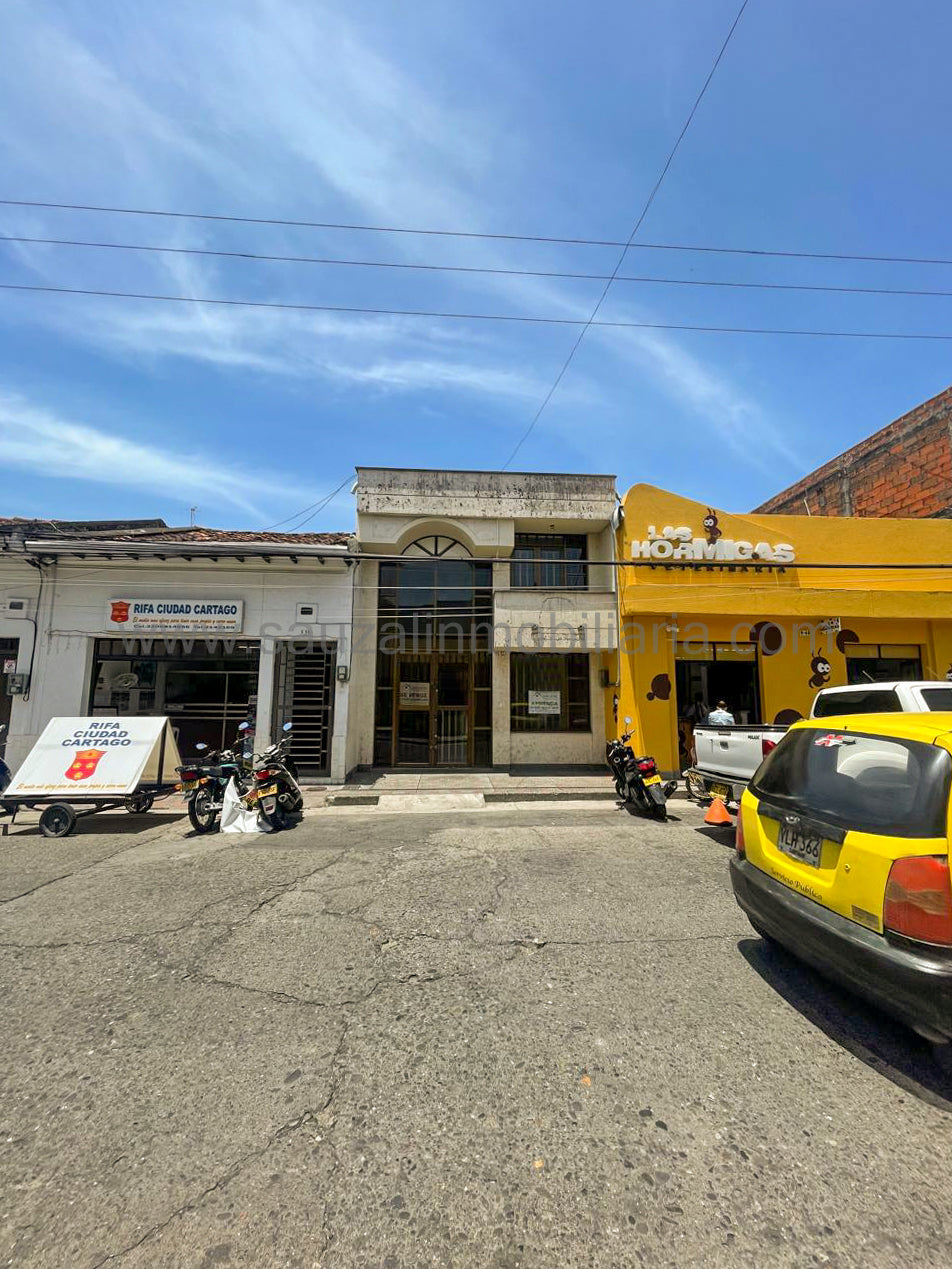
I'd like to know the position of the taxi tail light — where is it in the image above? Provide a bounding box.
[761,737,778,757]
[735,810,746,857]
[883,856,952,946]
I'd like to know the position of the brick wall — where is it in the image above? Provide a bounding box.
[754,385,952,518]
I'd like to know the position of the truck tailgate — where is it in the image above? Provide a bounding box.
[693,727,778,783]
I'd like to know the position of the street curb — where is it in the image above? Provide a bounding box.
[324,788,694,808]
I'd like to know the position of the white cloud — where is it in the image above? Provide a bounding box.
[608,325,805,473]
[0,394,313,520]
[0,0,800,476]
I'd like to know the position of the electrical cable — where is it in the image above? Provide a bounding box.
[7,281,952,341]
[260,474,353,532]
[7,234,952,298]
[4,198,952,267]
[501,0,751,468]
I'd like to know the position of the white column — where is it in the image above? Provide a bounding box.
[254,638,276,749]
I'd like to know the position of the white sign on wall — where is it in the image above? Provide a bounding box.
[2,658,15,674]
[631,519,795,565]
[528,690,561,716]
[400,681,430,705]
[105,599,244,633]
[5,717,182,797]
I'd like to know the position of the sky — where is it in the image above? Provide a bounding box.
[2,0,952,531]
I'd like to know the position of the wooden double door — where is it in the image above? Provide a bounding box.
[395,652,475,766]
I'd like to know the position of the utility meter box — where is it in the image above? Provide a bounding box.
[7,673,30,696]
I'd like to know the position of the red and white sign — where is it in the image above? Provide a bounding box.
[105,599,243,634]
[5,717,182,797]
[815,733,848,748]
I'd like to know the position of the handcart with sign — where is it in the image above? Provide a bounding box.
[1,717,183,838]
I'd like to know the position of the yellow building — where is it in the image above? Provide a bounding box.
[611,484,952,774]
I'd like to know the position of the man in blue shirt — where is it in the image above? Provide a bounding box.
[707,700,735,726]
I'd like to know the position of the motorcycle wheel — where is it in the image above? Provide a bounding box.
[264,802,292,832]
[188,788,219,834]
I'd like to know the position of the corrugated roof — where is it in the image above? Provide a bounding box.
[107,526,352,545]
[0,519,350,546]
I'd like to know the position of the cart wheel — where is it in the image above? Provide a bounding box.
[124,792,155,814]
[39,803,78,839]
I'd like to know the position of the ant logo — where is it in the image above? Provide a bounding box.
[808,654,832,689]
[702,508,722,547]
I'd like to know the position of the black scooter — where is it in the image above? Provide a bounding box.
[607,716,677,821]
[244,721,303,831]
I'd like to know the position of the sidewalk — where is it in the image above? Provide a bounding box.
[323,769,617,809]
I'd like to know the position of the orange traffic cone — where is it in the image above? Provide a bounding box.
[704,797,733,826]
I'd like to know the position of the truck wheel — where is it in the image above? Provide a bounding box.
[39,803,78,838]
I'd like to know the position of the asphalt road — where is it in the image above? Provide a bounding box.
[2,799,952,1268]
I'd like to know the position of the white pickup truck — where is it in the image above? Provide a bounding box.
[686,681,952,805]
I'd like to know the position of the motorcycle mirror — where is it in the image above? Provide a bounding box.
[238,722,250,732]
[624,716,632,725]
[282,722,293,732]
[195,743,208,751]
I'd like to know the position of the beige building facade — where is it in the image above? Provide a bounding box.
[347,468,618,771]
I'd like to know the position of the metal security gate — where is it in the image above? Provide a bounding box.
[274,643,337,777]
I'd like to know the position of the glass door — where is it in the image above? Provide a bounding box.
[434,656,470,765]
[396,655,432,764]
[394,653,474,765]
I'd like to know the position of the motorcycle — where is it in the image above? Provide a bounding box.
[243,722,303,832]
[176,738,248,834]
[607,715,677,821]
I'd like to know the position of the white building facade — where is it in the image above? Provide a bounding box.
[348,468,619,771]
[0,522,356,782]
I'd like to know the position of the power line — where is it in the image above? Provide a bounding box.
[5,281,952,340]
[7,234,952,299]
[260,473,353,532]
[501,0,751,469]
[5,197,952,268]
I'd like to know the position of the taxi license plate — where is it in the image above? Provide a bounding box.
[709,781,731,800]
[644,774,662,786]
[777,823,823,868]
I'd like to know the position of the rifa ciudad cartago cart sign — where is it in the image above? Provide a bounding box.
[3,717,182,837]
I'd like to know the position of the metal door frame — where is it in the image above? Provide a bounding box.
[393,651,474,767]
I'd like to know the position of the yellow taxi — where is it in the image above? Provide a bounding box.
[730,713,952,1044]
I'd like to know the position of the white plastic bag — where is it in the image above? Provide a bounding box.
[219,776,271,834]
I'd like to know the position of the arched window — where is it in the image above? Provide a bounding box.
[401,535,472,559]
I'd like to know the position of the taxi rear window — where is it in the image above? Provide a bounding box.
[750,729,951,838]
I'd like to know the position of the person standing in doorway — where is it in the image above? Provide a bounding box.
[707,700,735,726]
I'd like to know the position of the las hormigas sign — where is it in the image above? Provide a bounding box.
[631,515,795,565]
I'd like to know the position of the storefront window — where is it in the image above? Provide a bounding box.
[90,638,260,754]
[846,644,922,684]
[510,653,590,732]
[511,534,587,589]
